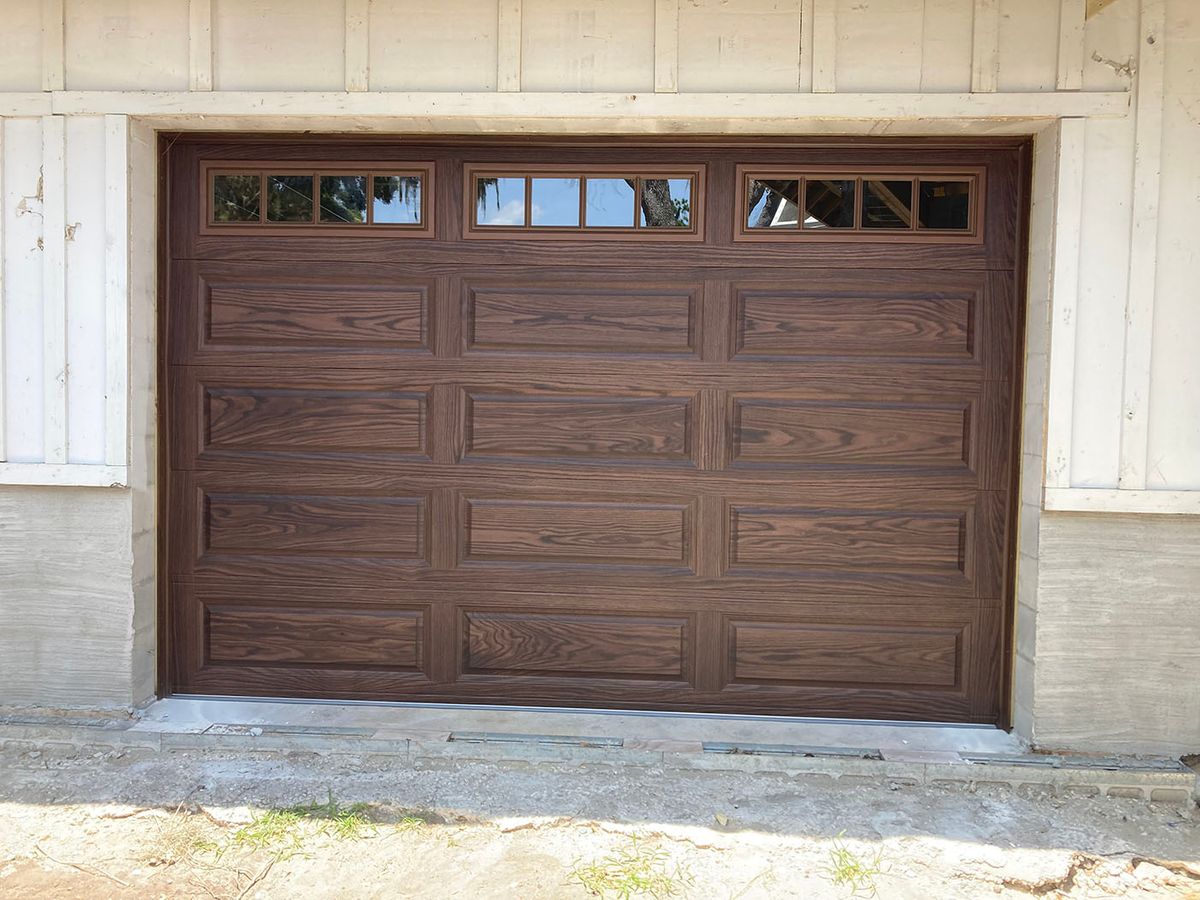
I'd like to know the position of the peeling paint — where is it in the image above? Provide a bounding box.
[1090,52,1135,79]
[16,169,45,220]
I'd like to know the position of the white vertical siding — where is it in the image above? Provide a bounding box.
[64,0,190,91]
[64,115,106,465]
[521,0,655,92]
[2,118,45,464]
[0,113,126,477]
[0,1,43,92]
[213,0,346,91]
[1146,0,1200,489]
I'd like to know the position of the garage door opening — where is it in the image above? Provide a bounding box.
[162,137,1028,725]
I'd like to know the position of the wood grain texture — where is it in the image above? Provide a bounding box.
[736,290,974,359]
[466,283,698,354]
[206,387,426,455]
[207,280,428,348]
[729,506,967,574]
[732,399,969,468]
[464,499,690,567]
[163,137,1026,724]
[207,606,423,668]
[463,611,687,678]
[466,393,693,462]
[729,620,960,687]
[204,493,425,558]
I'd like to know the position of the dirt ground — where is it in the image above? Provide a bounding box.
[0,743,1197,899]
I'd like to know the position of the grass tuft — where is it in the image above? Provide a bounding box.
[824,832,887,897]
[570,835,695,899]
[287,791,377,841]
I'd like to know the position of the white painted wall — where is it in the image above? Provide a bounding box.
[0,112,126,483]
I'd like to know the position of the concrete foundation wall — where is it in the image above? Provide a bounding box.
[0,487,144,708]
[1032,512,1200,756]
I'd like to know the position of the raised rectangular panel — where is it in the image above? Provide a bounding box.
[464,612,687,678]
[207,606,424,669]
[204,493,426,558]
[206,387,425,455]
[206,281,427,348]
[733,400,969,468]
[729,620,960,687]
[466,394,693,462]
[735,290,973,358]
[464,499,690,567]
[730,507,965,574]
[466,285,697,355]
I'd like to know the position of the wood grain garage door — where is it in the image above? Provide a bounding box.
[164,138,1027,724]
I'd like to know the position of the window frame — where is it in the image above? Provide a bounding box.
[734,164,985,244]
[463,163,706,241]
[200,160,436,236]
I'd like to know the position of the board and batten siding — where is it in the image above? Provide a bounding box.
[0,0,1195,518]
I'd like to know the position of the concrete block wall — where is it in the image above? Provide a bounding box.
[0,487,144,708]
[1031,512,1200,756]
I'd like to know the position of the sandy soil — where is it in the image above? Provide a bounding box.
[0,742,1197,899]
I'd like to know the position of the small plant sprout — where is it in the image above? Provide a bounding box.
[824,832,888,897]
[570,834,695,899]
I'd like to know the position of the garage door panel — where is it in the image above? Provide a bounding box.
[171,368,433,470]
[727,620,962,689]
[206,387,427,455]
[464,391,696,465]
[207,281,428,348]
[461,611,692,681]
[734,290,975,360]
[464,281,700,356]
[207,606,425,671]
[728,506,969,578]
[202,492,428,559]
[462,498,694,570]
[730,398,971,471]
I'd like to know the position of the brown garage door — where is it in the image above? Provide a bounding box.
[164,137,1026,724]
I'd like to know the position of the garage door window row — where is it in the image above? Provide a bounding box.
[207,164,433,231]
[465,165,703,238]
[736,166,982,242]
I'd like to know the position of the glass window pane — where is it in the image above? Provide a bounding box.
[531,177,581,227]
[747,179,799,229]
[585,177,635,227]
[212,174,260,223]
[476,176,526,226]
[861,179,913,229]
[373,175,422,224]
[804,178,855,229]
[918,180,972,230]
[266,174,314,222]
[319,175,367,224]
[640,177,692,228]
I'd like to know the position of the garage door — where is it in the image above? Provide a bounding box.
[165,138,1025,724]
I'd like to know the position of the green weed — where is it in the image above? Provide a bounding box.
[824,832,887,897]
[570,835,695,899]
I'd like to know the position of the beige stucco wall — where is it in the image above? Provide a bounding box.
[0,487,149,708]
[1030,512,1200,756]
